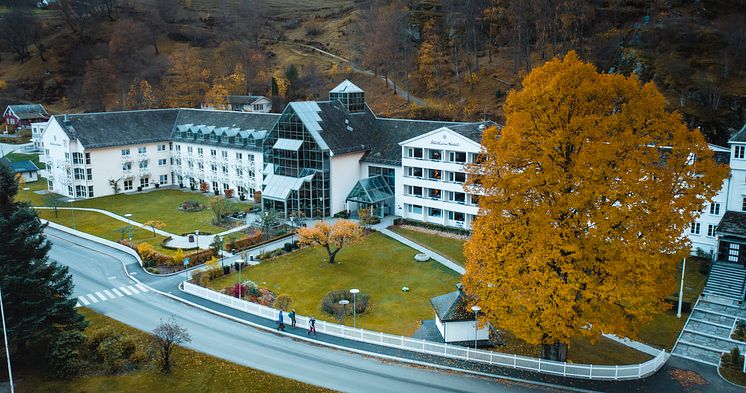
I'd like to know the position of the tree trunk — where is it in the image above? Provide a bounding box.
[327,246,341,264]
[540,342,568,362]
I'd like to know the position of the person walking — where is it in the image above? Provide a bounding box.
[277,310,285,331]
[307,315,316,336]
[289,309,297,328]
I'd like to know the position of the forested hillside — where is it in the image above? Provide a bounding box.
[0,0,744,145]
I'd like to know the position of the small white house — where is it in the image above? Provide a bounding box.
[429,284,490,346]
[227,95,272,113]
[1,158,39,182]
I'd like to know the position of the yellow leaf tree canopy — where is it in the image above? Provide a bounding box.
[464,51,728,348]
[298,219,363,264]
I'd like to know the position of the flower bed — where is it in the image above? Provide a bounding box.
[733,320,746,342]
[119,239,216,273]
[178,200,206,212]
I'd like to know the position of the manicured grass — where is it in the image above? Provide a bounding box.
[37,209,175,256]
[17,308,332,393]
[208,232,461,336]
[4,151,45,169]
[389,226,467,266]
[69,189,225,234]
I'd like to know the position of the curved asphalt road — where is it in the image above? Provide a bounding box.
[46,227,559,393]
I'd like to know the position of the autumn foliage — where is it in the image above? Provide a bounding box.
[464,52,728,354]
[298,220,363,264]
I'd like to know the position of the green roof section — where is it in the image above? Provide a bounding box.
[345,175,393,204]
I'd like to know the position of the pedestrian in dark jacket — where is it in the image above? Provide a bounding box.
[307,316,316,336]
[277,310,285,331]
[289,309,297,328]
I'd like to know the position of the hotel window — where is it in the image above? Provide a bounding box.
[253,104,263,111]
[710,203,720,215]
[690,222,700,235]
[140,177,150,188]
[222,151,228,158]
[236,152,243,160]
[187,161,193,168]
[139,160,148,169]
[175,144,181,151]
[729,243,740,263]
[176,159,181,166]
[75,185,86,197]
[449,151,467,163]
[743,197,746,211]
[427,169,441,180]
[124,180,133,191]
[138,146,147,154]
[408,186,422,197]
[223,183,229,190]
[428,188,441,199]
[65,152,70,160]
[408,167,423,177]
[470,194,480,205]
[450,192,466,204]
[222,166,228,174]
[735,145,745,159]
[85,152,91,164]
[211,164,217,172]
[159,175,168,184]
[212,181,219,190]
[409,204,422,214]
[707,224,716,237]
[72,152,84,164]
[429,207,442,218]
[428,149,442,161]
[88,186,94,197]
[187,146,193,153]
[74,168,85,180]
[158,159,167,166]
[449,172,466,183]
[449,211,465,222]
[86,168,92,180]
[197,148,203,155]
[409,148,423,159]
[157,144,166,151]
[236,168,243,176]
[123,162,132,171]
[210,149,217,157]
[198,163,203,170]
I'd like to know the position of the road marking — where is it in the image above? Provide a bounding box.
[103,289,116,299]
[128,285,140,294]
[85,294,99,303]
[130,272,137,275]
[94,292,107,301]
[75,302,81,308]
[136,284,149,292]
[119,286,132,295]
[111,288,124,297]
[78,296,90,306]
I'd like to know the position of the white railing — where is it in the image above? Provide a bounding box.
[182,281,669,381]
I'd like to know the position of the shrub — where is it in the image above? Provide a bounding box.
[224,188,234,198]
[321,290,371,318]
[275,295,292,311]
[242,280,260,297]
[733,320,746,342]
[137,242,156,261]
[397,218,470,236]
[97,337,125,373]
[46,331,85,380]
[231,282,247,298]
[226,230,263,252]
[256,287,276,306]
[283,242,293,252]
[87,326,120,352]
[199,181,209,192]
[179,200,205,212]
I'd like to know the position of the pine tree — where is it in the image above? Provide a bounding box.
[0,160,88,373]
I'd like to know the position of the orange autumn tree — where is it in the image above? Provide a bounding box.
[298,219,363,264]
[463,52,727,361]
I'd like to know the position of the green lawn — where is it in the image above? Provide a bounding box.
[37,208,175,256]
[208,232,461,336]
[17,308,332,393]
[69,189,224,234]
[4,151,45,169]
[389,226,467,266]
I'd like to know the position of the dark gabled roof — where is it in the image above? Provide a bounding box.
[730,123,746,143]
[717,211,746,237]
[7,104,49,120]
[172,109,279,134]
[430,289,475,322]
[53,109,179,149]
[227,95,268,105]
[0,158,39,173]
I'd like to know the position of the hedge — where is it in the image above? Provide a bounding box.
[393,218,470,236]
[225,230,263,252]
[120,240,216,267]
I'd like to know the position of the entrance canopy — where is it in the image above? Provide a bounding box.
[262,173,314,201]
[345,175,393,205]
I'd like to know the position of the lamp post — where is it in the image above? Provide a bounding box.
[677,257,686,319]
[289,216,295,243]
[350,288,359,329]
[0,286,14,393]
[471,305,481,350]
[338,299,349,324]
[195,229,200,249]
[236,258,244,298]
[22,187,29,204]
[66,198,76,230]
[124,213,133,248]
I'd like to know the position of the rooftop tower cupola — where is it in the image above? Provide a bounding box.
[329,80,365,113]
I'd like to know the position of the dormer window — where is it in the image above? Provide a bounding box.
[329,80,365,112]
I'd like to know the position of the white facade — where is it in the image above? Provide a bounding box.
[434,313,489,343]
[398,127,481,230]
[40,117,173,199]
[172,141,262,199]
[330,151,366,214]
[30,120,48,150]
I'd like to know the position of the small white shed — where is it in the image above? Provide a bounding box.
[429,284,490,347]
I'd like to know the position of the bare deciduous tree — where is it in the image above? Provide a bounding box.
[151,317,191,374]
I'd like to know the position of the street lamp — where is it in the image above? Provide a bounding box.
[236,258,244,298]
[22,187,29,204]
[124,213,133,248]
[350,288,359,329]
[289,216,295,243]
[195,229,200,248]
[677,257,686,319]
[66,198,76,230]
[0,286,14,393]
[471,305,481,350]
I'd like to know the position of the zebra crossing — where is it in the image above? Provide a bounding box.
[75,283,150,307]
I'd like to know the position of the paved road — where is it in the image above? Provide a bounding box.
[46,227,559,393]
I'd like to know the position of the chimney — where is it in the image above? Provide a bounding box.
[456,283,463,292]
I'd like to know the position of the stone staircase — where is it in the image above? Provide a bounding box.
[703,262,746,301]
[673,299,746,366]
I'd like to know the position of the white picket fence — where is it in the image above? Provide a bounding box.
[183,281,669,380]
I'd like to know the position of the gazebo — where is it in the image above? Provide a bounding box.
[345,175,394,218]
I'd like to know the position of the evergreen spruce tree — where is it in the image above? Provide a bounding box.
[0,160,88,375]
